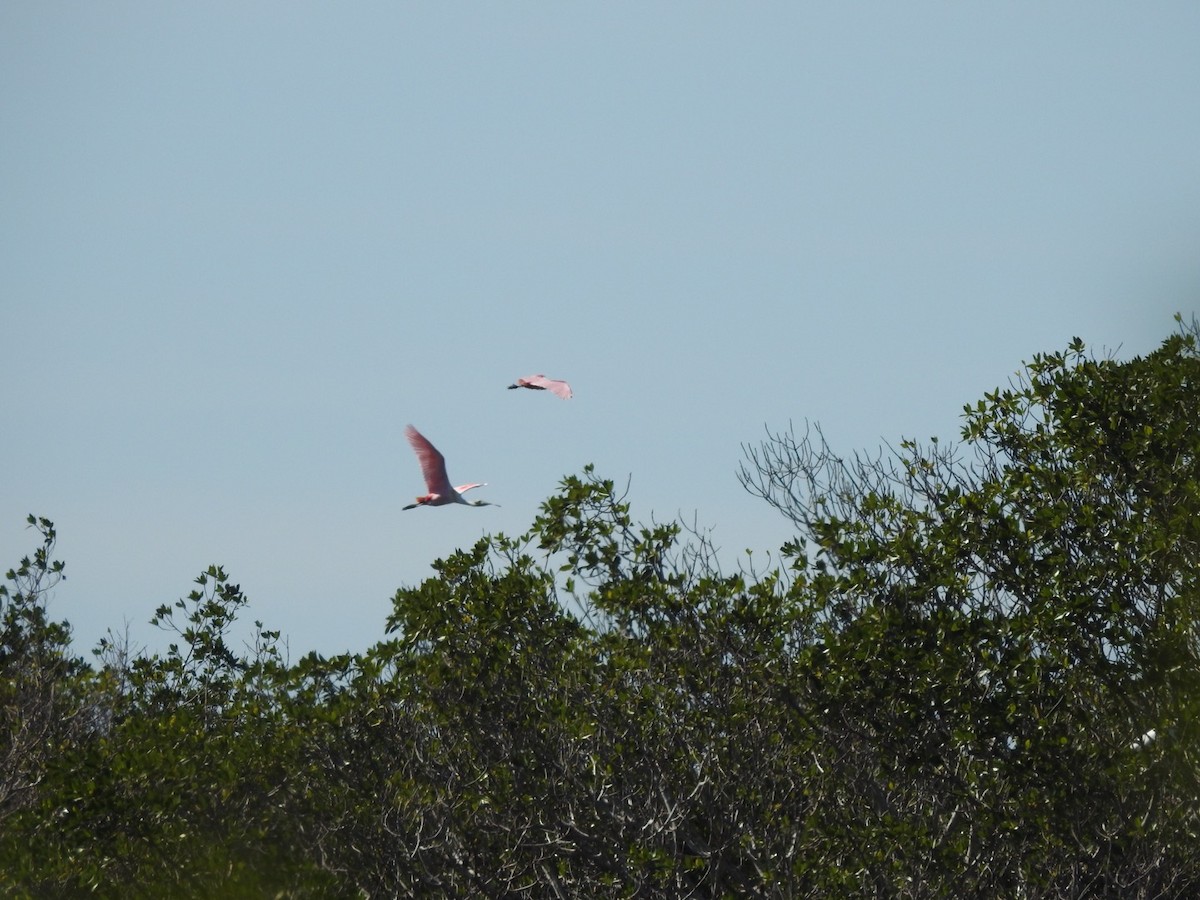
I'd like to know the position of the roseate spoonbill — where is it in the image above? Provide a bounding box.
[402,425,496,509]
[507,374,573,399]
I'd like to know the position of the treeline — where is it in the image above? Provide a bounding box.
[2,321,1199,898]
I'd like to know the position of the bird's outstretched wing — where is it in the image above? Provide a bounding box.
[405,425,454,496]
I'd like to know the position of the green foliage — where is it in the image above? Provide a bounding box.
[739,316,1200,895]
[1,320,1198,897]
[0,516,87,829]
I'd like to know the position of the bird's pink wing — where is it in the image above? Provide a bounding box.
[543,378,572,399]
[454,482,485,495]
[519,374,573,399]
[405,425,454,496]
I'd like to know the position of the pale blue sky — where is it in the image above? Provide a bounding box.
[3,3,1197,658]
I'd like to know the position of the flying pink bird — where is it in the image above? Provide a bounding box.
[507,374,573,399]
[402,425,496,509]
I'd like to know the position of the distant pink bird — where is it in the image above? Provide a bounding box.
[507,374,573,399]
[402,425,496,509]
